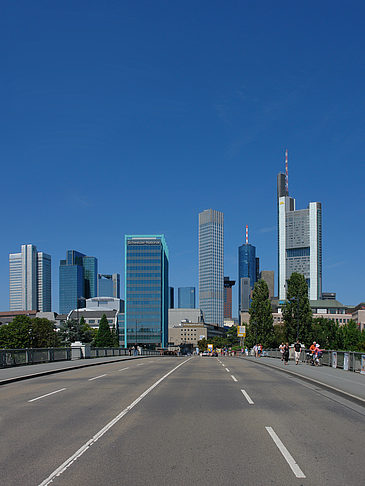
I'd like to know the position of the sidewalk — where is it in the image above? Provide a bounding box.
[0,355,154,385]
[240,355,365,403]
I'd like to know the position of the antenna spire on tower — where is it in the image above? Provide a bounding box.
[285,149,288,194]
[245,225,248,244]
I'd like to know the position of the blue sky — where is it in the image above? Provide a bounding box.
[1,1,364,315]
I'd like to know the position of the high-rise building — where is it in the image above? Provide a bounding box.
[238,226,259,315]
[59,250,98,314]
[9,244,51,311]
[124,235,169,348]
[259,270,275,299]
[169,287,175,309]
[178,287,196,309]
[97,273,120,298]
[224,277,235,319]
[199,209,224,326]
[277,151,322,301]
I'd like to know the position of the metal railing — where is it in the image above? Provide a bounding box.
[0,347,161,368]
[264,348,365,373]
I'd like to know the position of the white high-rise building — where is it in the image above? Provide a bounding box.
[277,167,322,302]
[199,209,224,326]
[9,244,52,311]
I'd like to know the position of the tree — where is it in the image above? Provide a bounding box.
[0,316,60,349]
[311,318,341,350]
[282,273,312,345]
[340,320,361,351]
[59,318,93,345]
[31,318,60,348]
[248,280,274,347]
[111,325,120,347]
[197,338,208,351]
[94,314,114,347]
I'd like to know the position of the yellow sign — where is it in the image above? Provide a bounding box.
[207,344,213,352]
[237,326,246,337]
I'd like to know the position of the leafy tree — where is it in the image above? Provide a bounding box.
[197,338,208,351]
[248,280,274,347]
[94,314,115,347]
[0,316,60,349]
[340,320,361,351]
[282,273,312,345]
[59,318,93,345]
[272,325,286,348]
[111,325,120,347]
[311,318,342,350]
[31,318,60,347]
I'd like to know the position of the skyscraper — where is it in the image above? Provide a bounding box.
[97,273,120,298]
[9,244,51,311]
[59,250,98,314]
[178,287,196,309]
[238,226,259,315]
[199,209,224,326]
[224,277,235,319]
[124,235,169,348]
[277,151,322,301]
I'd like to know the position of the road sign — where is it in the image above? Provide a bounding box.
[237,326,246,337]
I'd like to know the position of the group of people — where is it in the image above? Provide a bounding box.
[253,344,263,358]
[309,341,322,366]
[279,340,303,365]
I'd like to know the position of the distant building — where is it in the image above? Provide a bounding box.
[97,274,120,298]
[9,244,51,312]
[260,271,275,299]
[59,250,98,314]
[169,287,175,309]
[238,227,259,315]
[86,296,124,312]
[178,287,196,309]
[199,209,224,326]
[168,322,225,351]
[124,235,169,348]
[277,152,322,301]
[168,308,204,328]
[224,277,235,319]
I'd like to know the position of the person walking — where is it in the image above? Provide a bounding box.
[283,342,290,365]
[294,340,302,365]
[279,342,285,361]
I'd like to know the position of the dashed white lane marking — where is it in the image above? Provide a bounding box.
[88,374,107,381]
[231,375,238,382]
[38,358,192,486]
[225,368,230,372]
[28,388,66,403]
[265,426,306,478]
[241,389,254,404]
[118,367,129,372]
[137,363,144,366]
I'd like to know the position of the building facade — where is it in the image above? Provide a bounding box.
[124,235,169,348]
[97,273,120,298]
[169,287,175,309]
[178,287,196,309]
[238,238,258,315]
[199,209,224,326]
[277,161,322,301]
[9,244,51,312]
[260,270,275,299]
[59,250,98,314]
[224,277,235,319]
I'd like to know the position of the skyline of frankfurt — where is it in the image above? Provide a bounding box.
[1,1,365,314]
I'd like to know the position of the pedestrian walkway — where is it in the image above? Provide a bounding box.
[240,355,365,402]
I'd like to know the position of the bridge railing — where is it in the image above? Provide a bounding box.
[0,347,161,368]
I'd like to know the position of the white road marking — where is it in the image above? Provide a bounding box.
[137,363,144,366]
[241,389,254,404]
[265,426,306,478]
[225,368,230,372]
[28,388,66,403]
[88,374,107,381]
[231,375,238,382]
[118,367,129,372]
[38,358,192,486]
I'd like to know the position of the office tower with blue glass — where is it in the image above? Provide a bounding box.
[277,153,322,301]
[169,287,175,309]
[199,209,224,326]
[178,287,196,308]
[59,250,98,314]
[238,227,259,315]
[124,235,169,348]
[97,273,120,298]
[9,244,52,311]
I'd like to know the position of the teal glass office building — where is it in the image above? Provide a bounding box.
[178,287,196,308]
[124,235,169,348]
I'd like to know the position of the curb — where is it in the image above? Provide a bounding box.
[238,356,365,407]
[0,355,157,386]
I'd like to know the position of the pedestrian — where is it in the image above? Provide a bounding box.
[283,342,289,365]
[253,344,258,358]
[294,340,302,365]
[279,342,285,361]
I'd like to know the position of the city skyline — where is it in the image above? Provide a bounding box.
[1,2,364,313]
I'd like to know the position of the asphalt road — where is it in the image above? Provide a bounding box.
[1,356,364,485]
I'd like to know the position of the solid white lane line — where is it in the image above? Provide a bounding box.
[38,358,192,486]
[118,367,129,372]
[88,374,107,381]
[231,375,238,382]
[241,389,254,404]
[28,388,66,403]
[265,427,306,478]
[225,368,230,372]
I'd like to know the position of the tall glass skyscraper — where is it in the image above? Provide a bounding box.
[199,209,224,326]
[97,273,120,298]
[178,287,196,308]
[59,250,98,314]
[124,235,169,348]
[238,240,258,314]
[9,244,51,311]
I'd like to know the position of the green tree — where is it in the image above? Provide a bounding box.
[311,318,341,350]
[59,318,93,345]
[282,273,312,345]
[31,318,60,348]
[0,316,32,349]
[94,314,114,347]
[111,325,120,347]
[340,320,361,351]
[248,280,274,347]
[197,338,208,351]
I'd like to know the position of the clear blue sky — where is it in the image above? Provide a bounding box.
[1,1,364,315]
